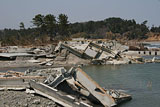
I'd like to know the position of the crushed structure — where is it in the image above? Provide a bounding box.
[0,39,159,67]
[0,67,132,107]
[54,40,133,65]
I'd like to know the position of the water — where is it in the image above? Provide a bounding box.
[1,63,160,107]
[142,55,160,60]
[144,42,160,49]
[82,63,160,107]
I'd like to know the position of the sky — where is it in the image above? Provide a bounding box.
[0,0,160,29]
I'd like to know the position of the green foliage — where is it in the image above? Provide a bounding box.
[44,14,57,36]
[19,22,25,30]
[32,14,45,28]
[70,17,149,40]
[0,14,159,46]
[58,14,69,36]
[151,26,160,33]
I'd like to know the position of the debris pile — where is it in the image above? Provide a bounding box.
[0,67,132,107]
[0,39,159,68]
[0,91,59,107]
[54,41,133,65]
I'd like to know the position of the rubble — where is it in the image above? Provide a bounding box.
[0,91,58,107]
[0,67,132,107]
[29,67,131,106]
[54,41,132,65]
[0,39,159,68]
[0,39,159,106]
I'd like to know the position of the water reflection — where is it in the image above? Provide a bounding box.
[82,63,160,107]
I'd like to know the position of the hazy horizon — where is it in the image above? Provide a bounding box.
[0,0,160,29]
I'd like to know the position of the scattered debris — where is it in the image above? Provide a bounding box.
[0,40,159,67]
[28,67,131,107]
[0,67,132,106]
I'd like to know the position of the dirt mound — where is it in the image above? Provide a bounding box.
[146,32,160,41]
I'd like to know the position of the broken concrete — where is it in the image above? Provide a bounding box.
[74,68,116,107]
[27,67,131,107]
[0,70,46,90]
[0,67,132,106]
[30,80,92,107]
[0,78,29,90]
[0,40,158,68]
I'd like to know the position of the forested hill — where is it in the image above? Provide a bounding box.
[0,14,160,46]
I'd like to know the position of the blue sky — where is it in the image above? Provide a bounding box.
[0,0,160,29]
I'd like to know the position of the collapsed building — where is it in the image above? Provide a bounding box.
[1,39,160,106]
[55,39,160,64]
[0,67,132,107]
[0,39,159,67]
[54,40,133,65]
[0,40,146,66]
[124,41,160,56]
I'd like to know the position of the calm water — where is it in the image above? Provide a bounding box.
[144,42,160,49]
[1,63,160,107]
[82,63,160,107]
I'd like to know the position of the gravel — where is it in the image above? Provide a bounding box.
[0,91,61,107]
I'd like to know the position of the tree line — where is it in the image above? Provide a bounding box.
[0,13,160,46]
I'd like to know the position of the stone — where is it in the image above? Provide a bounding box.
[23,103,28,107]
[25,89,35,94]
[33,99,41,105]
